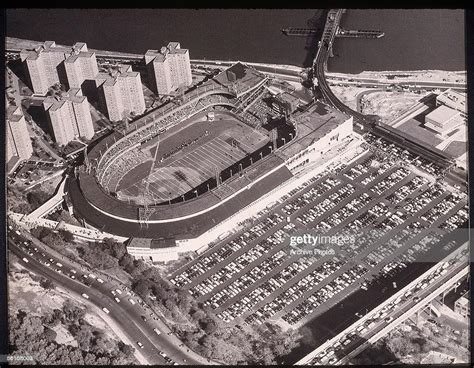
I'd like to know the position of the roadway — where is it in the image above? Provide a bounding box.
[336,259,469,365]
[311,9,374,126]
[9,211,128,243]
[7,226,215,366]
[326,75,466,92]
[28,176,67,219]
[297,242,469,365]
[311,9,458,173]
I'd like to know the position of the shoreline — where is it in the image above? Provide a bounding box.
[7,37,465,75]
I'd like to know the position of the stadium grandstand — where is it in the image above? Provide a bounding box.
[67,62,355,261]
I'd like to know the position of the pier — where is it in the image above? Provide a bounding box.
[336,28,384,38]
[281,27,319,37]
[282,26,384,39]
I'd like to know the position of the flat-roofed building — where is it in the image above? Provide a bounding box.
[43,88,94,146]
[424,105,465,138]
[127,238,178,263]
[436,89,467,116]
[6,104,33,168]
[20,41,98,95]
[454,291,469,320]
[95,65,146,122]
[145,42,192,95]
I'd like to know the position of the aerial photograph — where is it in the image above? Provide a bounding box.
[4,8,469,366]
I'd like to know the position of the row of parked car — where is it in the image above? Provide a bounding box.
[281,177,341,217]
[281,264,368,325]
[386,175,428,204]
[313,193,372,232]
[295,183,355,226]
[422,193,463,226]
[243,260,345,325]
[190,227,290,299]
[170,212,285,288]
[203,249,287,311]
[369,167,410,196]
[440,204,469,230]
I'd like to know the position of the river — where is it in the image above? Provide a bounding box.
[7,9,465,73]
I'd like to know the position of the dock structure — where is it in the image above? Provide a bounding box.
[336,28,384,38]
[282,26,384,39]
[281,27,319,37]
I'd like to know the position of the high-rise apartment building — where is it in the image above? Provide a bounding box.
[64,42,99,89]
[6,104,33,164]
[95,65,146,122]
[145,42,192,95]
[20,41,99,95]
[43,88,94,146]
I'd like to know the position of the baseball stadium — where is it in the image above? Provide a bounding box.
[67,62,354,248]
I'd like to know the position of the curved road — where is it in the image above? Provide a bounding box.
[311,9,374,126]
[7,228,214,365]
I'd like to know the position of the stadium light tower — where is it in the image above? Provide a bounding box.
[271,128,278,150]
[214,167,220,187]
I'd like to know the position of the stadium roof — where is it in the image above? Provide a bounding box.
[214,62,266,90]
[278,101,351,159]
[128,238,177,249]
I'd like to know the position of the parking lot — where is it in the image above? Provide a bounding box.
[169,132,468,328]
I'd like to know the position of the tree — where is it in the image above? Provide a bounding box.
[132,279,151,297]
[202,318,217,335]
[78,246,118,269]
[43,326,57,342]
[118,341,135,356]
[30,226,53,241]
[119,253,134,272]
[39,277,55,290]
[75,325,94,351]
[101,238,127,260]
[26,190,50,210]
[42,231,66,250]
[59,229,75,243]
[62,300,85,323]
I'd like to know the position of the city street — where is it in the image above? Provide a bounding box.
[7,228,214,366]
